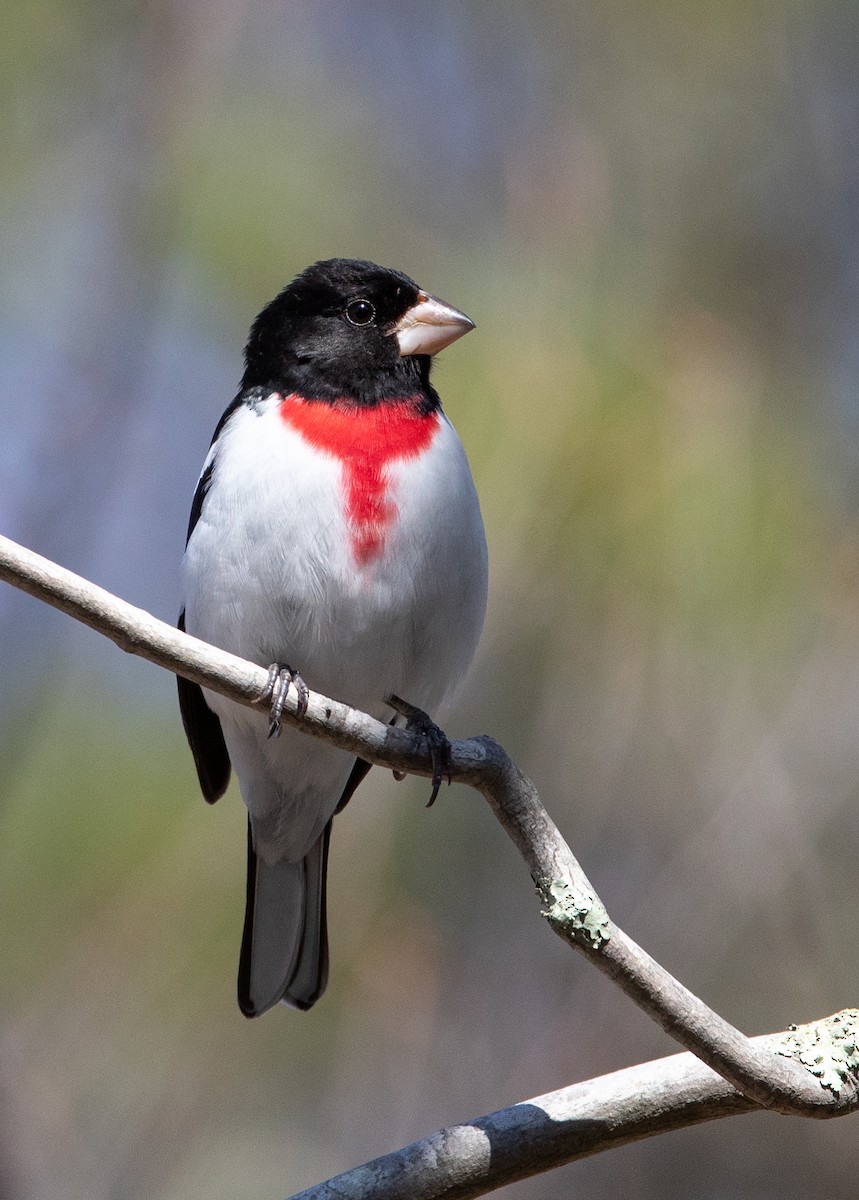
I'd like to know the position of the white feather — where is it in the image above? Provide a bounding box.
[181,391,487,863]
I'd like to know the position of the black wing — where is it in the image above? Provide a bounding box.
[333,710,407,814]
[185,458,215,545]
[177,609,231,803]
[177,412,240,803]
[336,757,372,813]
[185,391,249,544]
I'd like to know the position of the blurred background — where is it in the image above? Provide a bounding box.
[2,2,859,1197]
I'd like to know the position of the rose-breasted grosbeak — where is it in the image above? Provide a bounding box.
[178,258,487,1017]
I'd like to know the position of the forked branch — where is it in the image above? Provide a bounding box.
[1,532,857,1199]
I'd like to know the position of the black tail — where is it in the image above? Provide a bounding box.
[237,819,331,1017]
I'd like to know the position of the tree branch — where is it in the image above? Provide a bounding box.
[1,532,858,1197]
[285,1022,834,1200]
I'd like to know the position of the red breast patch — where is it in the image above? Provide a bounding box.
[279,394,439,565]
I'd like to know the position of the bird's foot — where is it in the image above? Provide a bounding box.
[259,663,310,738]
[388,694,452,807]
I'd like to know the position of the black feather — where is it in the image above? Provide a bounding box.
[185,458,215,545]
[237,818,259,1016]
[241,258,440,412]
[176,610,231,802]
[336,757,372,813]
[238,818,332,1016]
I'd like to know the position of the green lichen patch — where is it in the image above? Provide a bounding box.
[542,879,611,950]
[776,1010,859,1096]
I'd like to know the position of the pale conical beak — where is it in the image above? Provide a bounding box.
[392,291,475,357]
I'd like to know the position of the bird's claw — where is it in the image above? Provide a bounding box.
[388,693,452,806]
[259,663,310,738]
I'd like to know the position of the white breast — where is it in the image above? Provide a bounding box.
[183,393,486,706]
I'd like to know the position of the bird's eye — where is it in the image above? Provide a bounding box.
[345,299,376,326]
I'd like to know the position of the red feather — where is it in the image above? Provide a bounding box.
[280,395,439,564]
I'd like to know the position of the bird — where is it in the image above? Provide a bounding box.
[178,258,487,1017]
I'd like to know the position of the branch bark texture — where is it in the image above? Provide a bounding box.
[287,1029,810,1200]
[1,532,858,1200]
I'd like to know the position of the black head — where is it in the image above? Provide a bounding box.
[241,258,473,407]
